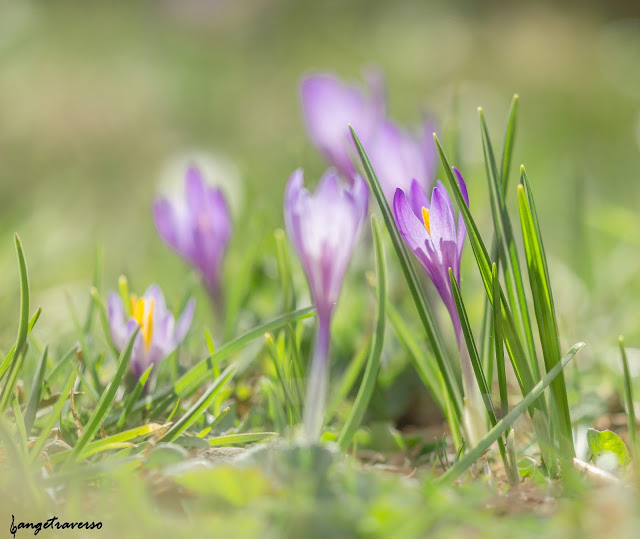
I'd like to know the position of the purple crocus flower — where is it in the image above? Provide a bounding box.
[153,166,231,306]
[300,70,385,182]
[393,171,468,341]
[365,118,437,205]
[284,168,368,441]
[108,282,195,380]
[393,168,486,445]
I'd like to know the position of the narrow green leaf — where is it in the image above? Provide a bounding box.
[265,333,300,424]
[338,215,387,450]
[326,337,370,422]
[350,126,463,426]
[159,365,236,443]
[493,264,509,419]
[116,364,154,429]
[174,306,314,396]
[208,432,277,447]
[619,336,638,459]
[29,370,76,462]
[67,328,139,463]
[13,234,30,359]
[24,346,48,436]
[500,94,519,190]
[518,169,573,456]
[479,108,540,383]
[436,342,584,485]
[449,268,510,473]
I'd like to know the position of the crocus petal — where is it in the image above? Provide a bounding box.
[107,292,128,351]
[300,73,385,181]
[175,299,195,344]
[143,284,167,316]
[408,179,430,220]
[393,188,431,256]
[185,166,208,214]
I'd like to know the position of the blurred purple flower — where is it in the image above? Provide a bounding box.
[284,168,368,441]
[393,170,468,341]
[300,70,386,182]
[153,166,231,304]
[366,118,437,205]
[108,283,195,380]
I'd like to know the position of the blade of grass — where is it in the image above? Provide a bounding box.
[350,126,463,427]
[265,333,300,424]
[0,309,42,383]
[24,346,48,436]
[338,215,387,450]
[518,167,574,456]
[326,337,370,422]
[174,306,314,396]
[29,370,77,462]
[66,328,139,464]
[436,341,584,485]
[618,336,638,460]
[480,95,519,380]
[492,264,509,420]
[159,365,236,443]
[479,108,540,382]
[449,270,509,465]
[208,432,277,447]
[116,364,153,429]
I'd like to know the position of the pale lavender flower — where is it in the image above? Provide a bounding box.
[284,168,368,441]
[153,166,231,305]
[300,71,385,182]
[365,118,437,205]
[108,283,194,379]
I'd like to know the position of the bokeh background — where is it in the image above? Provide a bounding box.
[1,0,640,387]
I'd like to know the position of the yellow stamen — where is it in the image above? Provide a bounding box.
[129,295,155,350]
[422,207,431,235]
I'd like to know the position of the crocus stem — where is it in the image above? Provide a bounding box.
[303,314,332,442]
[458,337,488,447]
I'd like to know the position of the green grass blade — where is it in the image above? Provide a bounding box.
[500,94,519,190]
[326,337,370,422]
[67,328,139,464]
[492,264,509,419]
[265,333,300,424]
[436,342,584,485]
[208,432,277,447]
[619,336,638,460]
[13,234,30,358]
[159,365,236,443]
[24,346,48,436]
[0,309,41,383]
[30,370,77,462]
[338,215,387,450]
[174,306,314,396]
[350,126,463,426]
[518,168,574,456]
[0,345,28,413]
[479,108,540,382]
[449,269,511,473]
[116,364,153,429]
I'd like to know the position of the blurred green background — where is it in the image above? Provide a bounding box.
[1,0,640,365]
